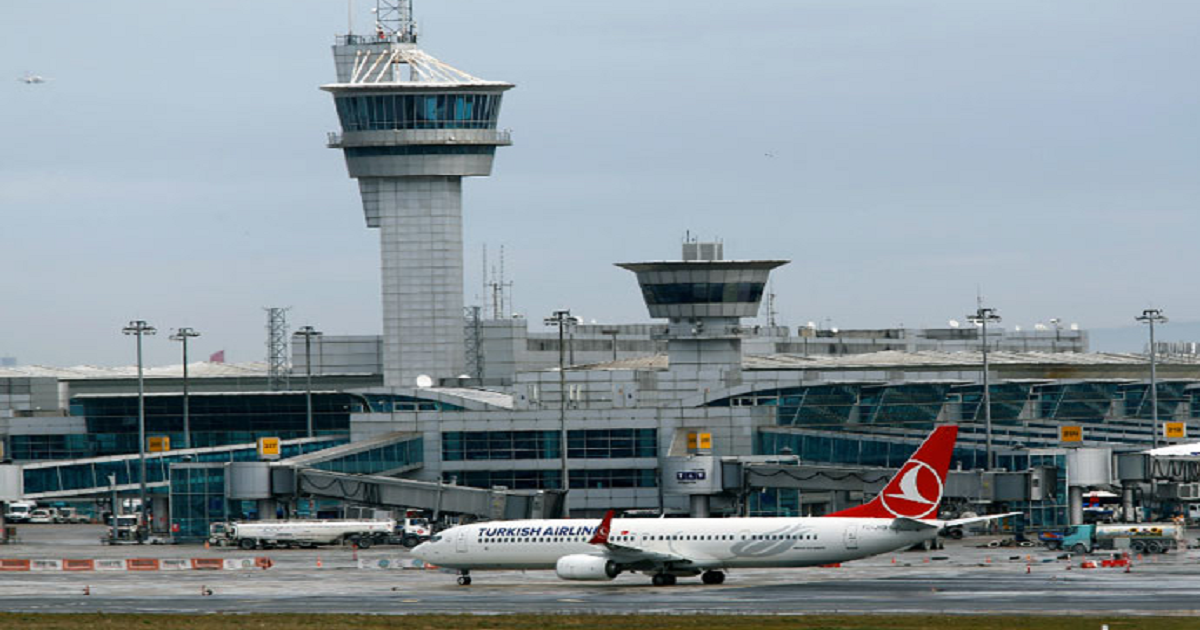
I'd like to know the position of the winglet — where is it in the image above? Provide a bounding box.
[588,510,615,545]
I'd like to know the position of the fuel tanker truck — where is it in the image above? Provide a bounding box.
[217,519,395,550]
[1051,522,1185,554]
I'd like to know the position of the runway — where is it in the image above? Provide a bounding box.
[2,525,1199,616]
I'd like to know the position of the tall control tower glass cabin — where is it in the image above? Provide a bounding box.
[323,1,513,387]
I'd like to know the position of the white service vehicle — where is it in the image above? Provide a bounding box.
[3,501,37,523]
[225,519,395,550]
[27,508,59,524]
[398,517,433,548]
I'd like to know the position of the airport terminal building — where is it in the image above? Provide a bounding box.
[4,2,1200,538]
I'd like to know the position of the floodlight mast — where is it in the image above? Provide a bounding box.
[967,306,1001,470]
[169,327,201,449]
[1136,308,1168,448]
[122,320,156,541]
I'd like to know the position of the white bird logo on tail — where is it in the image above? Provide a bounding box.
[879,460,943,518]
[886,465,937,504]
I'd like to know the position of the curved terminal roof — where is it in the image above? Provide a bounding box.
[0,362,273,380]
[572,350,1200,372]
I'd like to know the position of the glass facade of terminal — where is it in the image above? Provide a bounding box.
[64,393,358,459]
[442,429,656,462]
[442,468,657,491]
[334,93,503,131]
[22,438,346,496]
[756,429,985,471]
[309,438,424,475]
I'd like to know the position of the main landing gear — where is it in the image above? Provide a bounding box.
[701,570,726,585]
[457,570,472,586]
[650,570,725,586]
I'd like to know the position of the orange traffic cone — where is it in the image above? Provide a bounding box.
[316,556,323,568]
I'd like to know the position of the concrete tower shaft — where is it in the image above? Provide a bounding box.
[324,15,512,388]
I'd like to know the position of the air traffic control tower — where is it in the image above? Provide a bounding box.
[323,1,512,387]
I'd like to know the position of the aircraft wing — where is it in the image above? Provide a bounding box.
[586,510,695,569]
[941,512,1022,528]
[597,542,691,565]
[891,517,940,532]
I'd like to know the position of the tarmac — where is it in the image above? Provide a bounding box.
[2,524,1200,616]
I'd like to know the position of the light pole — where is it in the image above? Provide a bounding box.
[1136,309,1168,448]
[544,309,575,516]
[293,326,322,438]
[122,320,156,540]
[169,327,200,449]
[967,306,1001,470]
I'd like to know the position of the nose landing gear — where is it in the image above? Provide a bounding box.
[457,570,472,586]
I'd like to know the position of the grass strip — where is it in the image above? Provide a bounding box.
[0,615,1197,630]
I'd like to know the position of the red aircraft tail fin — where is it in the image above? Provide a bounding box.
[827,425,958,520]
[588,510,615,545]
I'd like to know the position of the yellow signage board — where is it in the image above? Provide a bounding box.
[686,432,713,451]
[1060,426,1083,443]
[147,436,170,453]
[257,437,281,459]
[1165,422,1187,440]
[698,432,712,450]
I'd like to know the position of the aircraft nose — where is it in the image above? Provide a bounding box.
[411,541,432,561]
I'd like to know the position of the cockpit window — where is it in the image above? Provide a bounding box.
[430,535,442,543]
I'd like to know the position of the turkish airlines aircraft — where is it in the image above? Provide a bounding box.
[413,425,1014,586]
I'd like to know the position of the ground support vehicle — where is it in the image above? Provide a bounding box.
[3,501,36,523]
[395,517,432,548]
[1050,523,1183,554]
[220,519,395,550]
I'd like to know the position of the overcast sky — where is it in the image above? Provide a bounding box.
[2,1,1198,367]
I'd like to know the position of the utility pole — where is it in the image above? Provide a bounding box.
[122,320,156,540]
[1136,309,1168,448]
[968,306,1001,470]
[170,328,200,449]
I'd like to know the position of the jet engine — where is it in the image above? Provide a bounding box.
[555,554,621,581]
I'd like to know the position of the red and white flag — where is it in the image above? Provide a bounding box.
[209,350,225,363]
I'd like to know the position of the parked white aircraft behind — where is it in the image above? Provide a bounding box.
[413,425,1015,586]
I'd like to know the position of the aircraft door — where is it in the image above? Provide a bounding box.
[456,529,469,553]
[843,524,859,550]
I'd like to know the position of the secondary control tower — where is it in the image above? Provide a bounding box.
[618,242,788,372]
[323,1,513,387]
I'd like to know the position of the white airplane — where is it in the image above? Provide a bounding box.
[18,72,50,84]
[413,425,1017,586]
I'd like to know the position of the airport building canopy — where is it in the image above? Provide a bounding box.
[1145,442,1200,457]
[575,349,1200,372]
[0,362,272,380]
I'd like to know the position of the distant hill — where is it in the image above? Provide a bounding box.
[1088,320,1200,353]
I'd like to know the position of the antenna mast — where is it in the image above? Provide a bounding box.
[374,0,418,43]
[265,307,291,391]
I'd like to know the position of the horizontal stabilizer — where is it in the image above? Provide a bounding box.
[943,512,1022,528]
[892,516,940,531]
